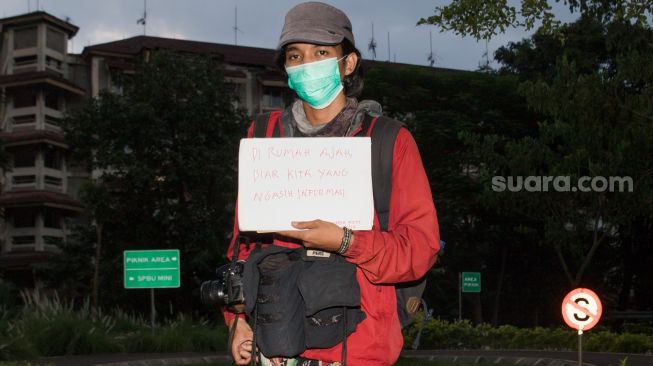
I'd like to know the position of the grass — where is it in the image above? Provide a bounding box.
[2,290,652,361]
[0,291,228,361]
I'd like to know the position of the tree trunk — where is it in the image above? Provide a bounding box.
[492,243,508,325]
[92,223,102,310]
[470,293,483,324]
[618,230,634,310]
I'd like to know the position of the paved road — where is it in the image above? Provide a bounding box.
[33,350,653,366]
[34,353,230,366]
[405,350,653,366]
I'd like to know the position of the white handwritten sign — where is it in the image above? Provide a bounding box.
[237,137,373,231]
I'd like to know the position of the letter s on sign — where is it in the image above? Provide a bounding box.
[492,176,506,192]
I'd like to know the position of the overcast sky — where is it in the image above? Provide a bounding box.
[3,0,578,71]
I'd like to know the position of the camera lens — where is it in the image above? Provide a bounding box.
[200,280,226,307]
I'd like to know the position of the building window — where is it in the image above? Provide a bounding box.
[13,27,37,49]
[12,114,37,125]
[45,92,61,110]
[12,175,36,185]
[13,148,36,168]
[44,148,63,169]
[12,89,38,108]
[262,86,285,109]
[45,115,62,127]
[45,56,64,74]
[13,55,38,73]
[43,236,63,246]
[46,27,66,53]
[43,208,63,229]
[12,208,36,228]
[13,236,36,245]
[44,175,63,188]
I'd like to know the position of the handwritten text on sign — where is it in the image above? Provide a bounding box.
[238,137,373,231]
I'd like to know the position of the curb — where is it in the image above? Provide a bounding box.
[93,355,231,366]
[93,354,594,366]
[400,355,596,366]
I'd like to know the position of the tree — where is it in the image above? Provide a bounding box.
[420,1,653,308]
[361,63,548,324]
[414,0,653,324]
[61,50,247,311]
[79,182,112,310]
[418,0,653,40]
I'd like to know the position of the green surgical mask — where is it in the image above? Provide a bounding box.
[286,56,346,109]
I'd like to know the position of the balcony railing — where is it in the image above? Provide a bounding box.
[6,168,65,192]
[11,174,37,190]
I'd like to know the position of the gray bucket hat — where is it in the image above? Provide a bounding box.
[277,2,355,49]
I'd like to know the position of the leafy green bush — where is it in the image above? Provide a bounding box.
[0,291,227,360]
[405,317,653,353]
[0,308,38,361]
[0,281,17,311]
[3,291,651,360]
[610,333,653,353]
[16,291,121,356]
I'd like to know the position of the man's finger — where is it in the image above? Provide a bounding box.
[238,349,251,360]
[276,230,306,240]
[291,220,320,229]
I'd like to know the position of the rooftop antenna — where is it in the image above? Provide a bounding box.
[367,23,377,59]
[387,31,390,62]
[137,0,147,36]
[233,6,244,45]
[27,0,31,12]
[427,30,435,67]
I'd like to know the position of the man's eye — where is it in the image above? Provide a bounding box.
[287,54,300,61]
[318,50,328,56]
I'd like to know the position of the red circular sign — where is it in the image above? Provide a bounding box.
[561,288,602,331]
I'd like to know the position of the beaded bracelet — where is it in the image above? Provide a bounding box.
[338,226,353,254]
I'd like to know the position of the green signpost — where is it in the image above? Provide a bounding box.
[124,249,180,331]
[461,272,481,293]
[459,271,481,321]
[124,249,180,289]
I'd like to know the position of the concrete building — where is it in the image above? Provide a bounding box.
[0,11,294,287]
[0,12,85,287]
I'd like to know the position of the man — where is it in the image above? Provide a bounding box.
[224,2,440,365]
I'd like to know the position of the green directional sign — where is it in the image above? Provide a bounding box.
[462,272,481,293]
[124,250,180,289]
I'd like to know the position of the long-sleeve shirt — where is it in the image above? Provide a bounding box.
[224,118,440,366]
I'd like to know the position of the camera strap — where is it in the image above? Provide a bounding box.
[251,304,258,366]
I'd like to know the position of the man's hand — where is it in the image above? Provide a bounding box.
[276,220,350,253]
[229,317,254,365]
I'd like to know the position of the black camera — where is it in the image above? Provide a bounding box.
[200,261,245,313]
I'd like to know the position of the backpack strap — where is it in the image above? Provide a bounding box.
[249,110,283,248]
[253,111,283,138]
[361,114,405,231]
[362,114,425,329]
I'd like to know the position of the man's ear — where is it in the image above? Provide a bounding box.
[344,52,358,76]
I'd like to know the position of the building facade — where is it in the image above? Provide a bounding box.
[0,11,293,287]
